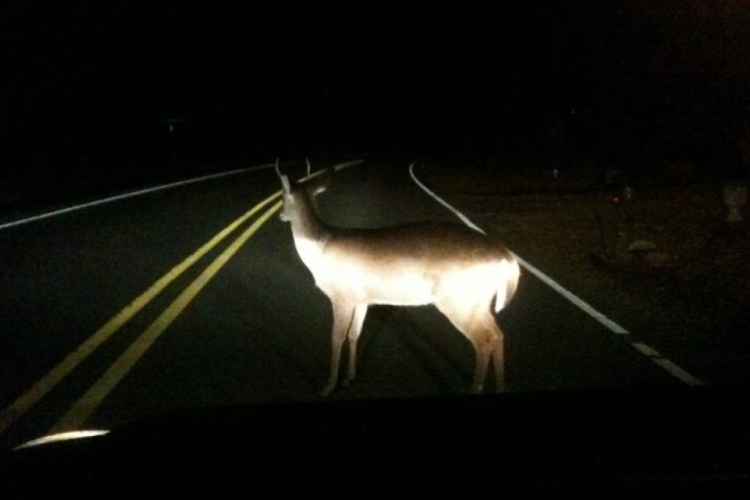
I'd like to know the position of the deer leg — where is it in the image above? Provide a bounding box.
[470,331,496,394]
[321,300,356,396]
[489,322,505,393]
[468,309,507,394]
[436,299,496,394]
[344,304,368,387]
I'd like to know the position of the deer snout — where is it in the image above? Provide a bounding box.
[279,212,289,222]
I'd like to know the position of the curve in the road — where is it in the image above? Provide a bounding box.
[0,163,280,231]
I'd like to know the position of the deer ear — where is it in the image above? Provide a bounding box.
[275,159,291,193]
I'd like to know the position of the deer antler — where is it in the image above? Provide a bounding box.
[275,158,290,192]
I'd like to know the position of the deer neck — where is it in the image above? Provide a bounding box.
[289,194,332,270]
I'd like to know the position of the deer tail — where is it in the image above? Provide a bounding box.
[494,257,520,314]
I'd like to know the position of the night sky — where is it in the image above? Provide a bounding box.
[1,1,749,179]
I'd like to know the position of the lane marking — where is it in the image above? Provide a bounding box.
[0,190,282,436]
[0,158,361,439]
[632,343,704,386]
[632,342,660,357]
[407,161,625,331]
[50,200,283,432]
[44,159,361,432]
[0,162,279,231]
[408,162,704,386]
[652,358,704,386]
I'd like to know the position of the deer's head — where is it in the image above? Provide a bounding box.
[275,159,331,224]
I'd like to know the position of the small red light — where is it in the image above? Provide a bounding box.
[613,196,621,203]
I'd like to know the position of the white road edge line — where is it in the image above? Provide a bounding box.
[652,358,704,387]
[632,342,661,357]
[408,161,704,387]
[0,162,280,231]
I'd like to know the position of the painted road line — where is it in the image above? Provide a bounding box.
[50,200,283,432]
[408,162,626,333]
[0,190,282,437]
[632,343,704,386]
[0,159,363,231]
[409,162,705,386]
[652,358,704,386]
[632,342,661,358]
[0,162,280,231]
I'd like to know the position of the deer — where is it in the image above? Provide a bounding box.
[276,161,520,396]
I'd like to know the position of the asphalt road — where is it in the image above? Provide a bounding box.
[0,160,686,450]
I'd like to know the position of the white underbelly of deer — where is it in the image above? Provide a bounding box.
[313,256,507,307]
[276,161,520,396]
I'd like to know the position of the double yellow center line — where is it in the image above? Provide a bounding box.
[0,190,283,436]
